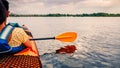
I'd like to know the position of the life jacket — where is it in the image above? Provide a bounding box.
[0,23,26,54]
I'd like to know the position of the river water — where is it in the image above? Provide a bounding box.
[8,17,120,68]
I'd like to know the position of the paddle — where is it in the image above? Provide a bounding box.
[30,32,77,42]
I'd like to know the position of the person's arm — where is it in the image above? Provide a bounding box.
[23,39,38,54]
[14,28,37,53]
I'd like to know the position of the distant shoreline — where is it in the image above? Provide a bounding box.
[10,13,120,17]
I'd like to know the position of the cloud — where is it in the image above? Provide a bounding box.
[43,0,82,5]
[42,0,120,7]
[8,0,45,14]
[8,0,120,14]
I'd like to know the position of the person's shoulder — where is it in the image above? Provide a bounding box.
[13,27,24,33]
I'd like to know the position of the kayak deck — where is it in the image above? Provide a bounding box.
[0,55,42,68]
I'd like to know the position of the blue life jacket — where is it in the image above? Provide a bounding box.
[0,23,26,54]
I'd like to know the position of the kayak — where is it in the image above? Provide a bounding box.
[0,25,42,68]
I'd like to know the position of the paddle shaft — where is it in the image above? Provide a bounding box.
[30,37,55,40]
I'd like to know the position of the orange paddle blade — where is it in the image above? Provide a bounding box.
[55,32,77,42]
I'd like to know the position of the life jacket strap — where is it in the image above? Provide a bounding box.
[0,23,15,40]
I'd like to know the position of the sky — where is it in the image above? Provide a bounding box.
[8,0,120,14]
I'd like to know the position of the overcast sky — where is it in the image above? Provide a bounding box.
[8,0,120,14]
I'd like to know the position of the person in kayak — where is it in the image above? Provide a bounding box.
[0,0,37,54]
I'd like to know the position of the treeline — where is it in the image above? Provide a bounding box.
[10,13,120,17]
